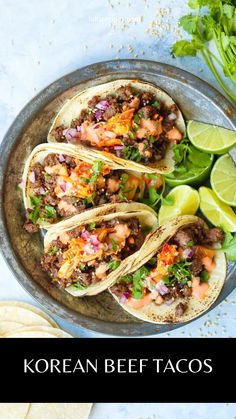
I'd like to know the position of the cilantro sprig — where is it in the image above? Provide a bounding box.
[171,0,236,106]
[165,138,212,182]
[217,225,236,261]
[140,177,175,209]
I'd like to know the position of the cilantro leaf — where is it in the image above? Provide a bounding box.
[106,260,121,270]
[132,266,150,300]
[30,196,42,207]
[29,206,41,225]
[218,225,236,261]
[179,15,198,35]
[45,205,56,218]
[90,160,104,184]
[49,246,59,256]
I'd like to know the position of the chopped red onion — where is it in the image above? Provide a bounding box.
[58,154,66,162]
[83,243,94,254]
[168,113,177,121]
[90,234,99,246]
[93,123,101,129]
[58,178,66,192]
[183,248,194,259]
[95,110,103,119]
[119,292,130,303]
[96,100,110,111]
[114,145,125,151]
[81,229,90,241]
[62,128,78,141]
[165,298,174,306]
[39,186,47,195]
[105,131,117,139]
[65,182,72,191]
[76,125,82,132]
[157,284,169,296]
[29,171,35,183]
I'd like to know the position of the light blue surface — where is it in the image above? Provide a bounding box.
[0,0,235,416]
[90,403,236,419]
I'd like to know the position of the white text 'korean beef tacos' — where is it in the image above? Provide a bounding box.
[47,79,186,174]
[110,215,227,323]
[41,202,158,297]
[22,143,163,232]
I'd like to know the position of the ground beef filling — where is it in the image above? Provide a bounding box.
[23,153,142,233]
[111,221,224,317]
[52,86,182,164]
[41,217,145,289]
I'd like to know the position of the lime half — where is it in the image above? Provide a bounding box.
[199,186,236,232]
[158,185,200,225]
[211,154,236,207]
[187,120,236,154]
[165,154,214,187]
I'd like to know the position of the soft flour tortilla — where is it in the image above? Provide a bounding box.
[26,403,92,419]
[48,79,186,174]
[0,301,58,328]
[22,143,147,229]
[4,326,72,338]
[0,404,30,419]
[110,215,227,324]
[44,202,158,297]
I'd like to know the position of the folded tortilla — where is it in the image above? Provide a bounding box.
[43,202,158,297]
[23,143,150,229]
[48,79,186,174]
[110,215,227,323]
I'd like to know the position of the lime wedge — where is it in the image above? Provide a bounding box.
[211,154,236,207]
[199,186,236,232]
[158,185,200,225]
[187,120,236,154]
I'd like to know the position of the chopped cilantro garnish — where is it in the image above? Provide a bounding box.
[129,130,135,139]
[147,135,154,144]
[134,114,140,124]
[81,177,90,185]
[121,173,129,183]
[111,239,119,252]
[162,259,193,286]
[45,205,56,218]
[71,280,87,290]
[90,160,104,184]
[71,197,78,204]
[121,275,133,283]
[29,206,41,225]
[152,100,159,107]
[106,260,121,270]
[200,270,210,283]
[123,145,142,162]
[132,266,150,299]
[30,196,42,207]
[187,240,194,247]
[89,222,96,230]
[49,246,58,256]
[117,193,128,202]
[148,257,157,266]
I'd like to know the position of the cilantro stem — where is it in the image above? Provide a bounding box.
[200,47,236,106]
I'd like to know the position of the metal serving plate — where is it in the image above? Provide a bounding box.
[0,59,235,336]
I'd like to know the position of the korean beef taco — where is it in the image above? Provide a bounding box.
[41,202,158,296]
[22,143,163,232]
[48,79,186,174]
[110,215,227,323]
